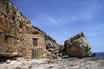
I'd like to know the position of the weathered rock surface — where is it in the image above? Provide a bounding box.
[0,0,34,60]
[45,35,60,59]
[64,32,93,57]
[0,57,104,69]
[0,0,60,59]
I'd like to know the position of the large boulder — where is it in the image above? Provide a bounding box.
[64,32,93,57]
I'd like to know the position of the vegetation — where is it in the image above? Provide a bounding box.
[32,25,46,34]
[32,25,57,43]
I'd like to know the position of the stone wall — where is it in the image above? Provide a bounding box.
[17,34,46,59]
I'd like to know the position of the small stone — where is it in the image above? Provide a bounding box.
[6,60,11,64]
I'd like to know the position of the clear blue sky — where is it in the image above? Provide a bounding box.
[12,0,104,52]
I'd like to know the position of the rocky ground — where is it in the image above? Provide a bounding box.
[0,57,104,69]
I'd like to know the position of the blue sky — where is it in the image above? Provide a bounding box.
[12,0,104,52]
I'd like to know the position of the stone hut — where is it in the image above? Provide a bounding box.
[17,33,46,59]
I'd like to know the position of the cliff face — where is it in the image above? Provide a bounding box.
[0,0,33,54]
[0,0,59,59]
[0,0,33,35]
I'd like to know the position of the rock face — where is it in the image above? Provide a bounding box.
[0,0,32,54]
[0,0,59,59]
[64,32,93,57]
[0,0,46,59]
[45,35,59,59]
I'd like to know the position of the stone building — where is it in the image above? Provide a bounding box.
[17,34,46,59]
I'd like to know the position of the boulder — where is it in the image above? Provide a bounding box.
[64,32,93,57]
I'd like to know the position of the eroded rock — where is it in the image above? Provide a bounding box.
[64,32,93,57]
[0,0,60,60]
[45,35,60,59]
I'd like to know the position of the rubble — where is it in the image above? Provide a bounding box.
[0,57,104,69]
[45,35,60,59]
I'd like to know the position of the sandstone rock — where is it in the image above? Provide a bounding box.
[0,0,46,59]
[0,0,60,60]
[0,0,33,54]
[45,35,60,59]
[64,32,93,57]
